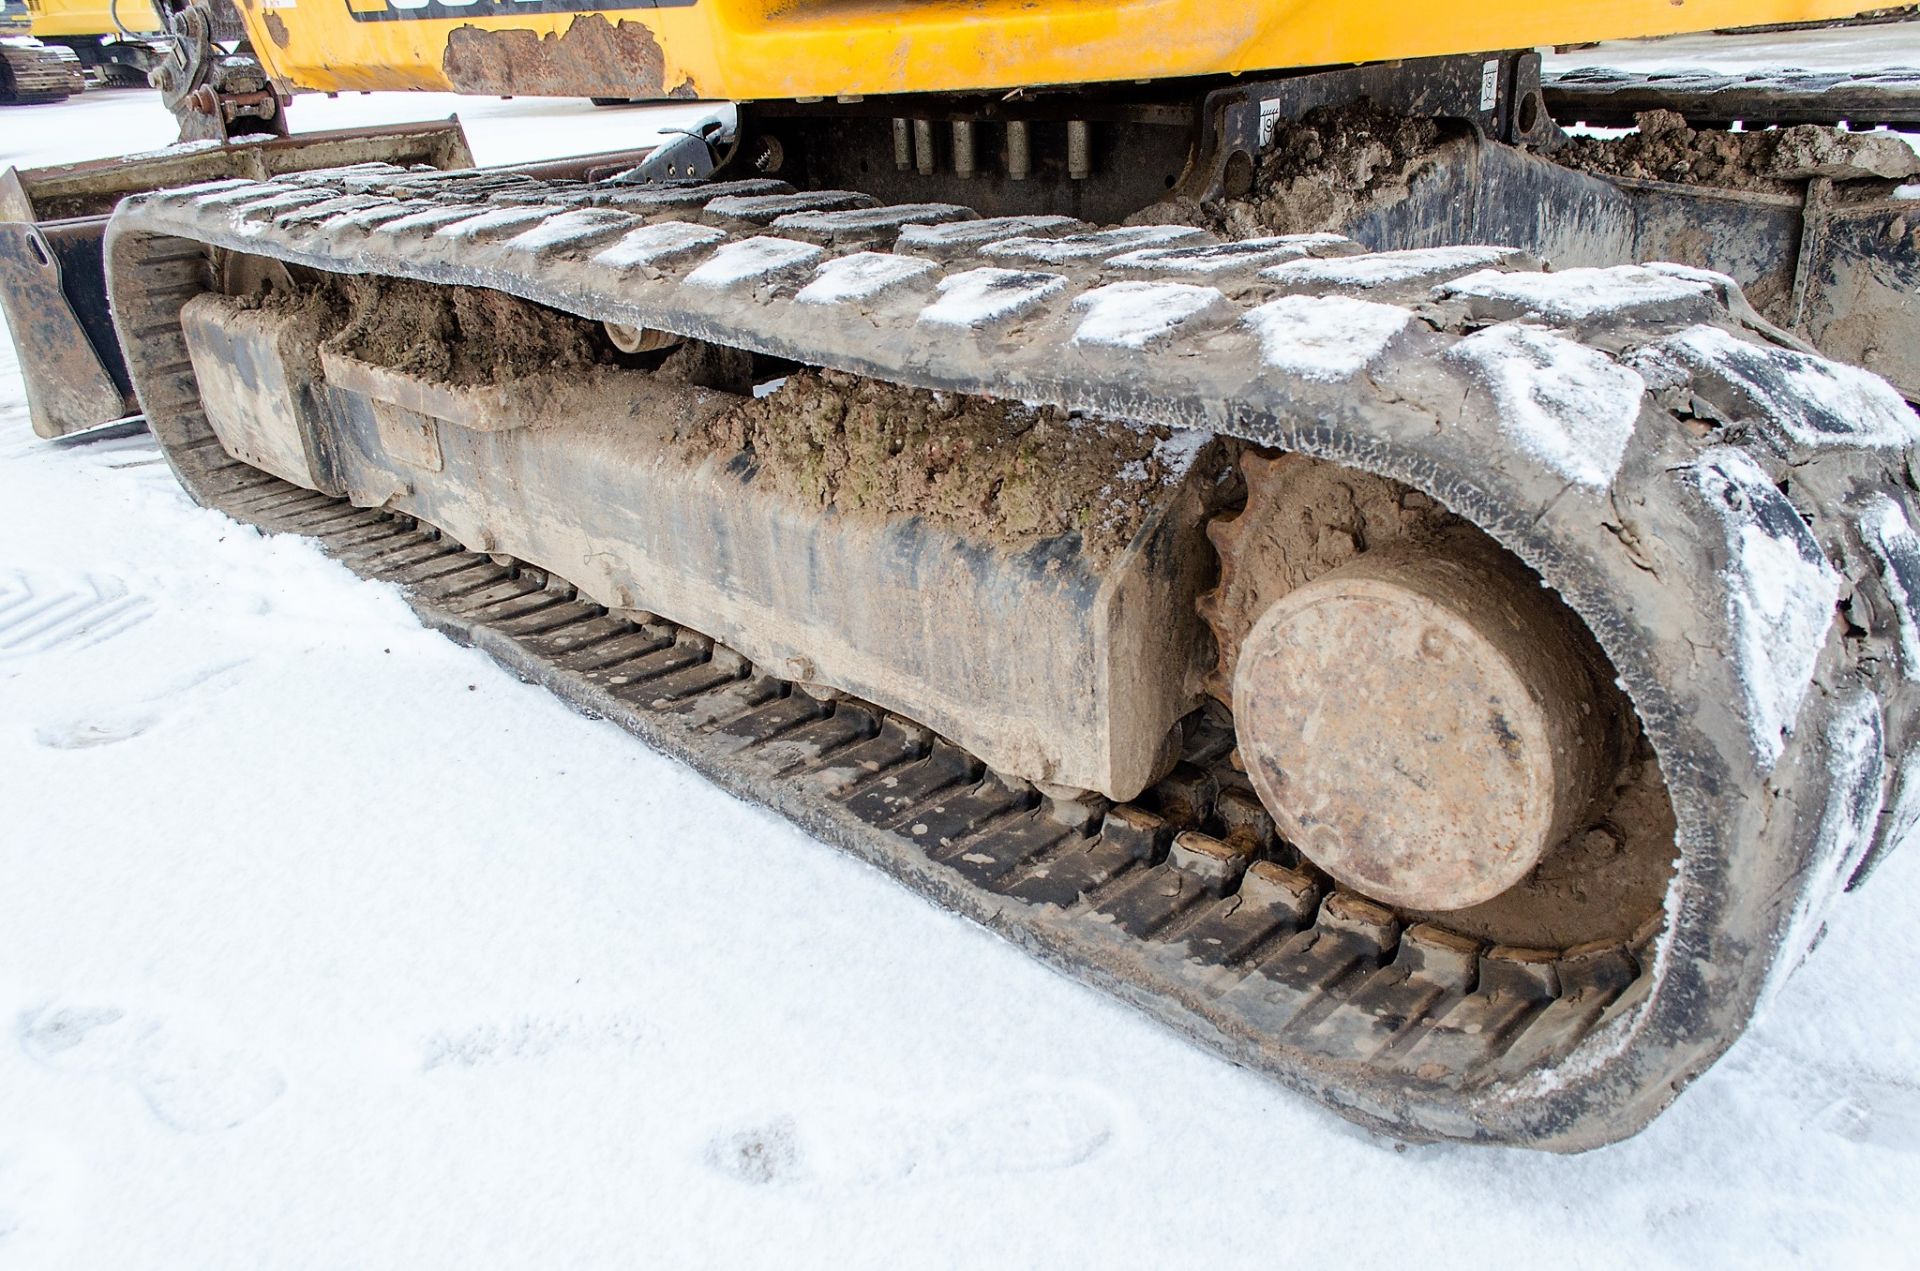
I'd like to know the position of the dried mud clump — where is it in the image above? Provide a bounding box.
[1556,110,1798,193]
[322,277,611,385]
[1143,102,1446,239]
[1560,110,1920,191]
[697,369,1191,563]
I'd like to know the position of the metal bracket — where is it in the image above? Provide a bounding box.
[1179,52,1556,204]
[617,118,733,183]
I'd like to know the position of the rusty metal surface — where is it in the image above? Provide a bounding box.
[1232,542,1612,912]
[1,120,474,223]
[0,121,475,439]
[441,14,685,100]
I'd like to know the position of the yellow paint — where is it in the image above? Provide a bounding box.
[243,0,1890,102]
[24,0,164,38]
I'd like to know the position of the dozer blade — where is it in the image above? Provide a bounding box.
[0,120,473,439]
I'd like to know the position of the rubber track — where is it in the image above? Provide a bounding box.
[1545,64,1920,127]
[100,162,1920,1149]
[0,45,82,105]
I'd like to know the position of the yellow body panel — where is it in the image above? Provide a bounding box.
[242,0,1886,102]
[25,0,163,38]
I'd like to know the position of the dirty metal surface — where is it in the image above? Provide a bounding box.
[0,221,133,439]
[442,14,690,100]
[101,165,1920,1149]
[0,121,477,440]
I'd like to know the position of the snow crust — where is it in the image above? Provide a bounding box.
[773,203,973,234]
[1240,294,1411,381]
[369,204,484,235]
[1870,749,1920,885]
[1444,323,1644,489]
[275,194,389,227]
[896,215,1082,249]
[705,191,870,220]
[599,178,789,208]
[684,236,826,289]
[230,190,333,221]
[590,220,726,270]
[1858,494,1920,681]
[1649,324,1920,455]
[1765,692,1885,1007]
[1261,245,1521,290]
[499,208,636,254]
[431,205,563,240]
[1069,282,1225,348]
[154,177,253,201]
[795,252,938,306]
[194,183,299,209]
[1683,447,1841,769]
[1439,265,1714,321]
[324,200,417,230]
[917,268,1067,327]
[1107,234,1351,274]
[979,225,1204,263]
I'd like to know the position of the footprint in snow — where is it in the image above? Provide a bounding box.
[704,1087,1113,1186]
[33,711,161,750]
[1807,1075,1920,1153]
[706,1117,805,1185]
[31,660,246,751]
[18,1004,285,1134]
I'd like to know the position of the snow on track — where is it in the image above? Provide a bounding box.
[1,88,1918,1271]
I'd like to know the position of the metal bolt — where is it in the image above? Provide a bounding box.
[1067,119,1092,180]
[1006,120,1031,181]
[892,118,911,171]
[913,119,936,177]
[952,119,976,179]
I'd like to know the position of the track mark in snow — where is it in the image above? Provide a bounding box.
[420,1012,649,1070]
[31,659,247,751]
[704,1087,1113,1186]
[0,570,154,660]
[18,1004,285,1134]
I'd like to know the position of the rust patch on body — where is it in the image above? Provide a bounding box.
[263,13,290,48]
[442,15,668,99]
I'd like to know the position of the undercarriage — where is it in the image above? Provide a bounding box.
[91,121,1920,1145]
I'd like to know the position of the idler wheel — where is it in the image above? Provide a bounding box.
[1232,535,1622,911]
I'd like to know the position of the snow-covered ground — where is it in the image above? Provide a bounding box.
[4,41,1920,1269]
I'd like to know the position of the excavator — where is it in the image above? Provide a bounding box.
[3,0,1919,1151]
[21,0,170,87]
[0,0,85,102]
